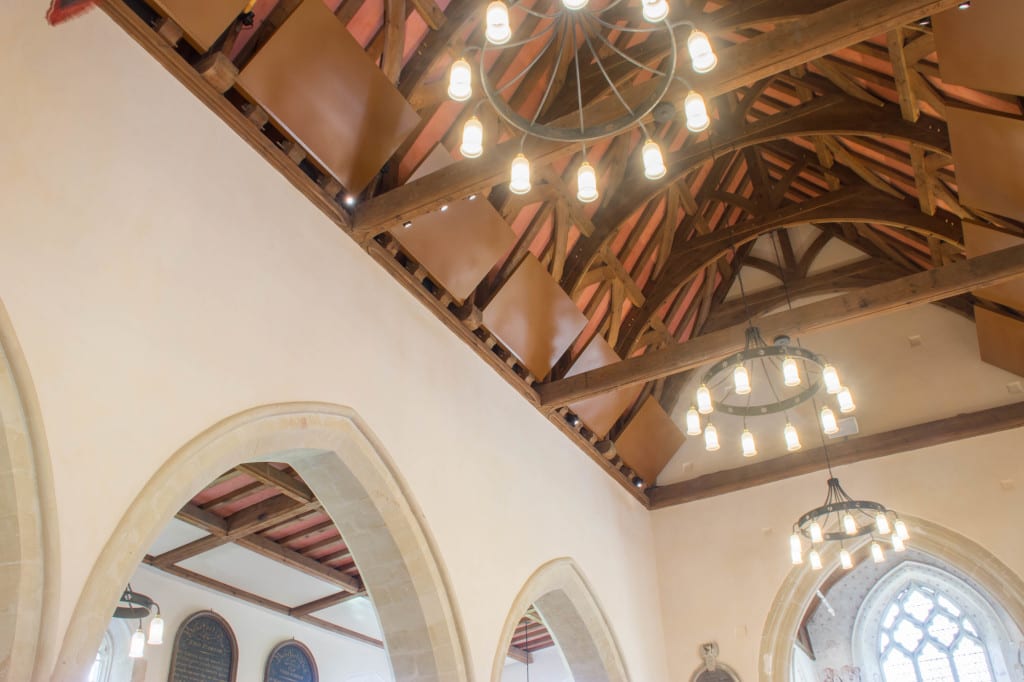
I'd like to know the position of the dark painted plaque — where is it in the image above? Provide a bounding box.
[168,611,238,682]
[265,641,318,682]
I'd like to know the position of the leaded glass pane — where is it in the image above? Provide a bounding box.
[937,595,961,617]
[883,603,900,629]
[927,613,959,647]
[917,642,954,682]
[882,648,916,682]
[952,637,992,682]
[893,619,923,652]
[904,588,934,623]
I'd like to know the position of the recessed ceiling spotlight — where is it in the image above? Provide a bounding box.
[440,204,449,212]
[632,475,645,489]
[957,0,970,9]
[916,16,932,26]
[344,195,356,206]
[565,412,581,428]
[402,220,413,229]
[468,194,478,201]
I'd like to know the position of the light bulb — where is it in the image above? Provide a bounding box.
[810,521,823,544]
[485,1,511,44]
[894,519,909,541]
[820,406,839,435]
[843,513,857,535]
[147,616,164,645]
[892,532,907,552]
[704,423,720,451]
[696,384,713,414]
[871,541,885,563]
[733,364,751,395]
[822,363,841,394]
[790,533,803,565]
[129,628,146,658]
[684,91,710,132]
[447,58,472,102]
[685,407,701,436]
[642,139,666,180]
[875,513,891,535]
[840,548,853,569]
[784,422,801,452]
[562,0,589,9]
[687,29,717,74]
[460,116,483,158]
[576,161,599,203]
[782,357,800,387]
[641,0,669,22]
[809,549,823,571]
[509,153,531,195]
[837,387,856,413]
[741,428,757,457]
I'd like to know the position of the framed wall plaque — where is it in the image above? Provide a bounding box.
[168,611,238,682]
[265,640,319,682]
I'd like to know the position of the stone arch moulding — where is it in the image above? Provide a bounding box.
[490,557,630,682]
[758,515,1024,682]
[0,299,60,682]
[55,403,471,682]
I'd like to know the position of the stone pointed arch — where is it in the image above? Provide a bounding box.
[55,403,470,682]
[758,515,1024,682]
[491,558,630,682]
[0,300,59,682]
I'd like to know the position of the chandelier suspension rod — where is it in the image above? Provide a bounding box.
[573,13,587,137]
[531,15,572,127]
[581,17,643,122]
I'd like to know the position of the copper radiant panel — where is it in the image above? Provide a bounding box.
[613,396,685,484]
[964,222,1024,310]
[934,0,1024,96]
[390,145,516,303]
[237,0,420,192]
[150,0,248,51]
[565,336,643,437]
[947,106,1024,223]
[483,255,589,380]
[975,306,1024,378]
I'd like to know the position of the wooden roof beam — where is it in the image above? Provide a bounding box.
[352,0,965,237]
[649,401,1024,508]
[538,243,1024,406]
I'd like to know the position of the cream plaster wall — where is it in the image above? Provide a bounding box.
[0,5,668,681]
[652,427,1024,682]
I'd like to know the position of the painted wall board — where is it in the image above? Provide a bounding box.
[150,0,248,51]
[947,107,1024,223]
[566,336,643,438]
[975,306,1024,378]
[963,222,1024,310]
[614,397,685,484]
[934,0,1024,96]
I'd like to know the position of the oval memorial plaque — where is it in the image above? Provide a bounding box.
[265,640,318,682]
[168,611,238,682]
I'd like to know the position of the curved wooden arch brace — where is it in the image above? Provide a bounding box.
[759,516,1024,682]
[0,300,59,682]
[616,187,961,353]
[489,558,630,682]
[561,96,950,295]
[55,404,470,682]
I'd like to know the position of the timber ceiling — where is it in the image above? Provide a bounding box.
[100,0,1024,508]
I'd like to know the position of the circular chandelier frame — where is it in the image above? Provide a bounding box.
[477,5,680,143]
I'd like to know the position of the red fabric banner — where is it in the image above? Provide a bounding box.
[47,0,96,24]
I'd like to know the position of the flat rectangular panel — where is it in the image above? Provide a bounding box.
[483,255,588,379]
[151,0,248,51]
[566,337,643,437]
[934,0,1024,96]
[237,0,420,192]
[390,146,515,302]
[947,106,1024,222]
[964,222,1024,309]
[614,397,685,485]
[975,306,1024,377]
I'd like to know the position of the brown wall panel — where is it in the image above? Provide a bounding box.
[964,222,1024,309]
[975,306,1024,377]
[947,106,1024,222]
[566,337,643,438]
[151,0,247,51]
[237,0,420,192]
[483,255,588,379]
[934,0,1024,96]
[614,397,685,485]
[390,146,515,302]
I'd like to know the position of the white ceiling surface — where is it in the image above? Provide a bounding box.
[146,528,384,641]
[658,234,1022,486]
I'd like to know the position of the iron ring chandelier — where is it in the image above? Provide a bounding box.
[447,0,719,200]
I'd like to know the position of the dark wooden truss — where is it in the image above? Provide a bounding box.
[99,0,1024,507]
